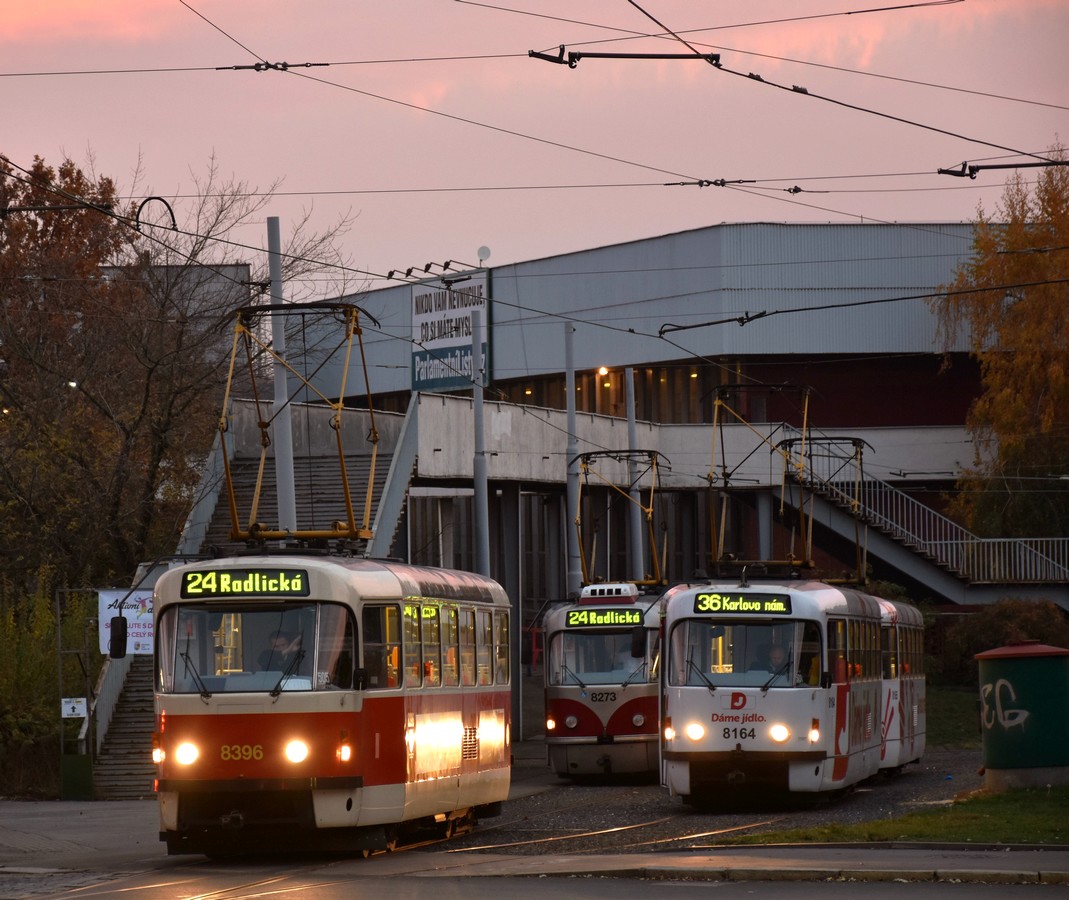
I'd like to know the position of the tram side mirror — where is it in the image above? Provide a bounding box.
[354,667,369,691]
[109,615,128,659]
[630,625,646,658]
[820,671,833,689]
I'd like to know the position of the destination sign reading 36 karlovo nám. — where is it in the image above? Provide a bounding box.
[693,593,792,615]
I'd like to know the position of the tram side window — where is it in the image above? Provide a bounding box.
[904,627,923,676]
[442,606,460,687]
[882,624,898,679]
[493,610,510,684]
[799,621,822,685]
[319,605,356,689]
[866,620,880,680]
[829,618,849,682]
[459,609,477,685]
[404,604,422,686]
[422,605,442,687]
[477,610,493,685]
[362,605,402,689]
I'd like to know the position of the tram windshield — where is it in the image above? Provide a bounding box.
[668,619,822,688]
[547,629,655,686]
[157,602,356,694]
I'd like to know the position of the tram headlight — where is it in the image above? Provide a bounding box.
[174,742,199,766]
[684,722,705,742]
[546,717,557,731]
[808,718,821,744]
[663,717,675,741]
[152,747,165,764]
[769,723,791,743]
[632,713,645,728]
[564,715,578,730]
[337,729,352,762]
[285,739,310,763]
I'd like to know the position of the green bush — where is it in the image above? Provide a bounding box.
[938,598,1069,687]
[0,571,97,797]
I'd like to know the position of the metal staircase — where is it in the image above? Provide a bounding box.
[92,654,156,800]
[783,434,1069,585]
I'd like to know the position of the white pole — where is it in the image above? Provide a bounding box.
[565,324,582,596]
[472,309,490,575]
[268,217,296,534]
[626,368,645,582]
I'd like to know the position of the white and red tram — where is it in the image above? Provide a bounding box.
[150,554,511,855]
[660,579,925,802]
[877,599,926,772]
[543,583,660,777]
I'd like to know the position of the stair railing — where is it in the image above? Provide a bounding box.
[780,429,1069,584]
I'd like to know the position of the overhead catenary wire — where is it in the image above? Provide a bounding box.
[7,154,1064,476]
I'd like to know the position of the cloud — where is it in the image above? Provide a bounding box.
[1,1,183,46]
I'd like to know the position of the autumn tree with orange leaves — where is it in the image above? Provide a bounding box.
[0,153,356,593]
[933,145,1069,537]
[0,154,355,793]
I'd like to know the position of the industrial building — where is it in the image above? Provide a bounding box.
[180,221,1069,615]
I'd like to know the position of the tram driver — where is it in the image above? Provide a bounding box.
[258,630,303,671]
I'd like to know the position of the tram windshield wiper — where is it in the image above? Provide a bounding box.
[180,651,212,699]
[762,650,793,693]
[621,660,647,690]
[561,663,586,689]
[686,656,715,693]
[270,649,306,697]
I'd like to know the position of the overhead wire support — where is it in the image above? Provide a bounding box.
[529,45,720,68]
[218,61,330,71]
[938,160,1069,179]
[664,178,756,188]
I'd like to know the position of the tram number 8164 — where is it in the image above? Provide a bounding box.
[723,727,756,740]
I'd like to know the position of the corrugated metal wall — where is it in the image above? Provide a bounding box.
[304,221,975,398]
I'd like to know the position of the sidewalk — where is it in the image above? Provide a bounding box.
[2,744,1067,887]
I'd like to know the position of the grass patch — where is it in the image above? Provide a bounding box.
[926,685,982,749]
[715,687,1067,847]
[719,784,1069,846]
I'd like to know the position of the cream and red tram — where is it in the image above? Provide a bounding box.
[543,583,660,777]
[152,554,511,855]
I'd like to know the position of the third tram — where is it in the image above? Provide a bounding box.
[660,578,924,802]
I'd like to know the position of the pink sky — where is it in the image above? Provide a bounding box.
[4,1,1067,294]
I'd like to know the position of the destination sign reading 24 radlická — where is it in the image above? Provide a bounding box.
[180,569,310,599]
[566,608,643,627]
[693,593,792,615]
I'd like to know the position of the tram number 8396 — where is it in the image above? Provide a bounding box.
[220,744,264,761]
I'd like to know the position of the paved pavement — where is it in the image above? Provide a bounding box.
[0,741,1066,887]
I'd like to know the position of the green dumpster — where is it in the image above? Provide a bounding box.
[975,641,1069,790]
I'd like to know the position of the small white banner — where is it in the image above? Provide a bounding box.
[61,697,87,719]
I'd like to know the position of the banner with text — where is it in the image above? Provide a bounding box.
[411,273,489,393]
[97,590,155,655]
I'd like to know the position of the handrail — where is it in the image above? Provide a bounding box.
[784,432,1069,584]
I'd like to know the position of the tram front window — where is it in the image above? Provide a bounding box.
[668,620,821,688]
[157,603,356,693]
[548,631,650,685]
